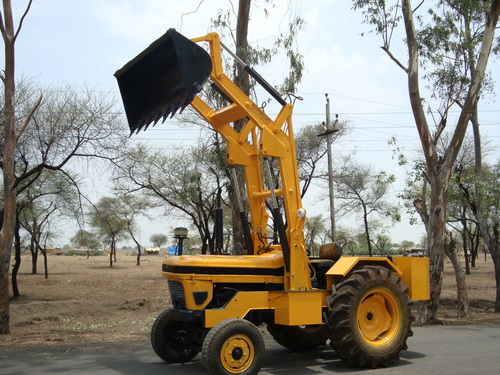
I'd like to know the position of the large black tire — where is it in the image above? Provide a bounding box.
[202,319,265,375]
[326,265,414,368]
[267,323,329,350]
[151,308,199,363]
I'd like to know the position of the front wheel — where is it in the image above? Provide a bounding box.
[151,308,199,363]
[202,318,265,375]
[326,265,414,368]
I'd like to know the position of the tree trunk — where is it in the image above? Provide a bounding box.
[484,231,500,312]
[11,219,21,297]
[426,174,450,322]
[493,248,500,313]
[414,300,428,324]
[231,0,251,255]
[362,204,372,256]
[0,0,18,335]
[41,249,48,279]
[460,216,470,275]
[445,233,469,318]
[128,229,141,266]
[109,240,114,268]
[30,237,38,274]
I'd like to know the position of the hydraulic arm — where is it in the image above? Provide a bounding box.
[116,29,311,290]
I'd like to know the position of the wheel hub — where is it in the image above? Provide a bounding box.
[232,347,243,360]
[357,291,399,345]
[220,334,255,373]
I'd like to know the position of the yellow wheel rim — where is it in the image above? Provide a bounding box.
[357,289,401,347]
[220,334,255,373]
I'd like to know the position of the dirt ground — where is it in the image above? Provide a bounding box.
[1,254,499,347]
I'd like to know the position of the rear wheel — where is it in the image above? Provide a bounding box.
[326,265,413,368]
[202,319,264,375]
[151,308,199,363]
[267,323,328,350]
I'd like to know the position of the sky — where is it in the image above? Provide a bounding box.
[3,0,500,247]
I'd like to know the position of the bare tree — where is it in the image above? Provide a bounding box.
[119,194,151,266]
[1,78,128,298]
[113,142,228,255]
[335,157,400,256]
[295,122,348,198]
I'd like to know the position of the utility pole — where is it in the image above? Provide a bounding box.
[318,93,338,242]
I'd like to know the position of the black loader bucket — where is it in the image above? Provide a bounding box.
[115,29,212,133]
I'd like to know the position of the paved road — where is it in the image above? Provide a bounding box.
[1,325,499,374]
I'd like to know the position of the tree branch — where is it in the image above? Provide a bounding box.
[16,92,42,141]
[0,9,6,41]
[13,0,34,41]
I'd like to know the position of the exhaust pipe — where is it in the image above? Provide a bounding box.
[115,28,212,133]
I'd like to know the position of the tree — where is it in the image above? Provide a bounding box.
[119,194,151,266]
[295,121,348,198]
[402,155,472,318]
[2,78,128,299]
[113,142,228,255]
[448,162,481,273]
[150,234,168,248]
[353,0,500,322]
[400,240,415,249]
[457,161,500,311]
[88,197,128,268]
[335,227,360,255]
[16,170,77,275]
[373,233,392,256]
[335,157,400,256]
[0,0,34,335]
[19,200,57,277]
[71,229,100,259]
[303,214,327,257]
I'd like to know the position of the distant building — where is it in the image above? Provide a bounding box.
[404,247,426,257]
[145,247,161,255]
[44,247,64,255]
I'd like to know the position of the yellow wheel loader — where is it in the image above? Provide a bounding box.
[115,29,430,375]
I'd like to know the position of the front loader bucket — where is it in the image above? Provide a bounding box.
[115,29,212,133]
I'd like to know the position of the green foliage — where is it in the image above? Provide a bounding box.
[400,239,416,248]
[417,1,495,103]
[352,0,402,48]
[71,229,99,249]
[456,161,500,230]
[64,249,104,256]
[210,1,305,95]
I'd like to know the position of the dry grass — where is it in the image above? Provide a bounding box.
[1,254,499,347]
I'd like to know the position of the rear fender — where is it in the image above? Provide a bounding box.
[326,256,430,301]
